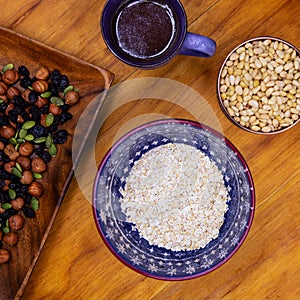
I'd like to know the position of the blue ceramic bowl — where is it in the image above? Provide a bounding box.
[93,119,255,280]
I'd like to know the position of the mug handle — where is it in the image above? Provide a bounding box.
[178,32,216,57]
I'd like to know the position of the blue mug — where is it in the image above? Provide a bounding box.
[101,0,216,68]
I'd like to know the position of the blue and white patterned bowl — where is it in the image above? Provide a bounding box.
[93,119,255,280]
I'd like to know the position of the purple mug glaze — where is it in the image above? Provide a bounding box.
[101,0,216,68]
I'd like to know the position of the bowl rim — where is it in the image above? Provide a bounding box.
[92,118,255,280]
[216,36,300,135]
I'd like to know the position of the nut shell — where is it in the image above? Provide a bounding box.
[3,232,18,245]
[19,142,34,156]
[32,80,49,93]
[20,170,34,185]
[0,125,16,140]
[28,181,44,197]
[3,69,19,85]
[31,157,47,173]
[8,214,25,231]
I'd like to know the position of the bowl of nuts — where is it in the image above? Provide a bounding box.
[217,36,300,134]
[93,119,255,280]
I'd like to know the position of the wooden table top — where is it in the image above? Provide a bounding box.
[1,0,299,299]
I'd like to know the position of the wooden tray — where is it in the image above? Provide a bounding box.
[0,26,114,300]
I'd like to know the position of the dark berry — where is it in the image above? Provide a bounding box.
[20,76,33,89]
[38,105,49,115]
[0,189,5,202]
[18,65,30,77]
[1,208,18,220]
[53,129,68,144]
[42,151,51,163]
[22,206,35,218]
[48,124,58,132]
[0,102,8,113]
[28,124,46,137]
[48,83,58,94]
[0,115,8,127]
[59,75,69,91]
[14,95,29,109]
[29,91,39,103]
[57,111,72,124]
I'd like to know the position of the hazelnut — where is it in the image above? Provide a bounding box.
[22,89,31,102]
[31,157,47,173]
[17,156,31,170]
[0,141,4,150]
[4,144,19,160]
[65,91,80,105]
[0,81,8,95]
[35,96,48,108]
[0,125,16,139]
[0,249,10,264]
[20,170,34,185]
[3,69,20,85]
[4,161,16,173]
[11,197,25,210]
[19,142,34,156]
[8,214,25,231]
[28,181,44,197]
[3,232,18,245]
[32,80,48,93]
[49,103,62,115]
[6,86,20,99]
[35,66,50,80]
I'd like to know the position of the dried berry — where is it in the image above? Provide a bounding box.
[18,65,30,77]
[53,129,68,144]
[22,206,35,218]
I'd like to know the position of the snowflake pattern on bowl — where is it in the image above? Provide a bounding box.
[93,119,255,280]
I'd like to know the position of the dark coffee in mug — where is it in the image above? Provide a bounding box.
[115,0,176,59]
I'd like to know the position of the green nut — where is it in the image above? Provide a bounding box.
[49,143,57,157]
[34,136,47,143]
[2,227,10,234]
[63,85,74,95]
[25,134,34,141]
[50,96,64,106]
[45,135,53,148]
[2,63,14,73]
[33,172,42,179]
[22,120,36,130]
[8,189,16,200]
[45,113,54,127]
[31,197,39,211]
[19,128,28,139]
[11,166,22,178]
[41,91,52,98]
[1,203,12,210]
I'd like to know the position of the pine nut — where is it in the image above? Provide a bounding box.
[219,38,300,132]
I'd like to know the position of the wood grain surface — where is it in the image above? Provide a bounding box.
[0,0,299,299]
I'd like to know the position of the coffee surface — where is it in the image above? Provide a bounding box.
[115,0,175,59]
